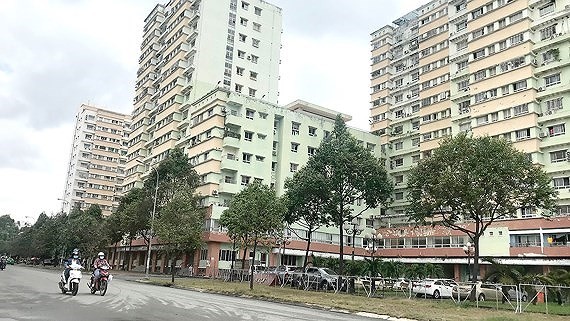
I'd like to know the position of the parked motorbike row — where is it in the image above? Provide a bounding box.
[58,263,112,296]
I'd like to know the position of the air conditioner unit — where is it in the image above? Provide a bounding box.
[539,131,548,138]
[532,59,538,66]
[538,87,544,92]
[211,190,218,196]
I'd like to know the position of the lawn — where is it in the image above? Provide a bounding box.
[144,277,570,321]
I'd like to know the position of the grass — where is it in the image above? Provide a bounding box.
[143,277,570,321]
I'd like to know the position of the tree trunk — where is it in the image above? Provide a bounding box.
[241,246,248,270]
[126,238,133,271]
[303,237,312,268]
[249,240,258,290]
[338,222,345,275]
[469,236,481,301]
[171,253,176,283]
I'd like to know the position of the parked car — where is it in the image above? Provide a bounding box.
[304,267,341,290]
[452,283,528,302]
[412,278,458,299]
[7,257,15,265]
[275,265,299,285]
[392,278,411,290]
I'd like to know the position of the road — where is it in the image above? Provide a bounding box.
[0,265,385,321]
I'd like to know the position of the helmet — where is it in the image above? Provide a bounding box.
[98,252,105,258]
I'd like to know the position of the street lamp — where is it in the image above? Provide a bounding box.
[343,218,364,261]
[463,241,475,282]
[365,228,379,296]
[136,159,159,278]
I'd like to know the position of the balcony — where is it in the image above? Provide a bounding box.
[220,156,240,172]
[222,131,241,148]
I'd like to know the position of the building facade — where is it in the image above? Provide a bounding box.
[369,0,570,276]
[62,104,130,216]
[112,89,382,273]
[124,0,282,192]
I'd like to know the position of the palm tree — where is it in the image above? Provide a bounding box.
[424,263,444,278]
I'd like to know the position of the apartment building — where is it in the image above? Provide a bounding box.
[112,89,383,273]
[370,0,570,277]
[124,0,282,192]
[62,104,130,216]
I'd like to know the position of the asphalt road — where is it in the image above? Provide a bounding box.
[0,265,388,321]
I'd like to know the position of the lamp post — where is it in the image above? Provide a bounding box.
[365,228,378,296]
[463,241,475,282]
[343,218,364,261]
[136,159,159,279]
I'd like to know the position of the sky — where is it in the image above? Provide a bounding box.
[0,0,427,224]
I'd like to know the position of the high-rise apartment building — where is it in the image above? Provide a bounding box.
[124,0,282,191]
[369,0,570,276]
[62,104,130,216]
[370,0,570,226]
[112,89,383,272]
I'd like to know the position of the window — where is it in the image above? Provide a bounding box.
[473,49,485,60]
[546,97,563,111]
[499,40,507,50]
[510,33,524,45]
[521,207,536,218]
[504,109,512,119]
[457,60,468,71]
[253,22,261,32]
[395,175,404,184]
[236,66,244,75]
[513,80,527,92]
[457,39,468,50]
[246,109,254,119]
[412,137,420,146]
[540,3,555,16]
[549,124,565,136]
[240,17,248,26]
[242,153,252,163]
[248,88,256,97]
[239,34,246,42]
[252,38,260,48]
[241,175,251,186]
[476,115,488,125]
[241,1,249,10]
[394,192,404,200]
[554,177,570,189]
[308,126,317,136]
[498,18,506,28]
[515,128,531,140]
[254,6,262,15]
[472,7,483,19]
[291,122,300,135]
[550,150,567,163]
[395,142,403,150]
[200,249,208,260]
[244,131,253,141]
[250,55,258,63]
[474,70,486,81]
[308,146,316,156]
[540,25,557,40]
[235,84,243,93]
[219,249,236,262]
[545,73,561,87]
[412,155,420,163]
[394,158,404,167]
[237,50,245,59]
[290,163,298,172]
[509,11,523,23]
[291,142,299,152]
[250,71,257,80]
[459,122,471,132]
[513,104,529,116]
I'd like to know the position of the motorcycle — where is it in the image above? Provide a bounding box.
[88,265,112,296]
[0,260,6,271]
[58,262,83,296]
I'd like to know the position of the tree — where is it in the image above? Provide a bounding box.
[407,134,557,287]
[220,182,285,290]
[307,115,393,274]
[284,166,329,268]
[154,189,205,282]
[0,215,19,254]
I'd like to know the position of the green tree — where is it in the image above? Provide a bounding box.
[0,215,19,254]
[407,134,557,284]
[220,182,285,290]
[155,189,205,282]
[284,166,329,268]
[307,115,393,274]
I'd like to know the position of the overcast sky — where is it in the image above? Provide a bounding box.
[0,0,427,224]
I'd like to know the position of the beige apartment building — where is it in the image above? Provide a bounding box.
[371,0,570,226]
[369,0,570,275]
[62,104,130,216]
[124,0,282,191]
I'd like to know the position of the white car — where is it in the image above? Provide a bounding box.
[412,278,458,299]
[392,278,411,290]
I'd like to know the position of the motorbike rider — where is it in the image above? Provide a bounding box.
[64,248,81,283]
[92,252,110,285]
[0,254,7,269]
